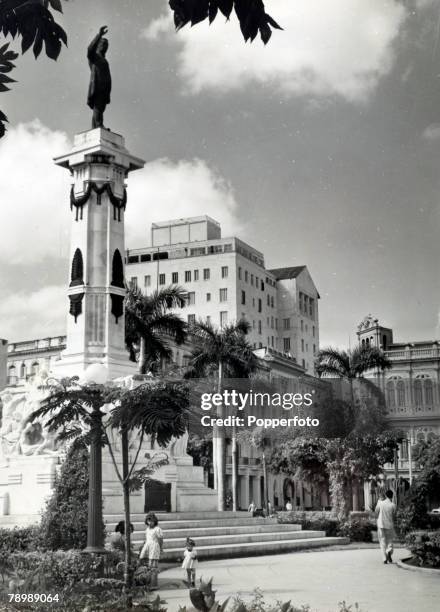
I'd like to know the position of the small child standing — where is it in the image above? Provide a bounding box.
[181,537,198,587]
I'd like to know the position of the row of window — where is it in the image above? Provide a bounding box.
[126,244,234,265]
[299,292,315,318]
[131,266,229,290]
[187,312,228,327]
[386,376,434,409]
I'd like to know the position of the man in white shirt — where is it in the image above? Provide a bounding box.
[375,489,396,564]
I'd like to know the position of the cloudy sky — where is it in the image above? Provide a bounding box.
[1,0,440,348]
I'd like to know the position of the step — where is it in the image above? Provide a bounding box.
[160,536,349,561]
[160,530,325,549]
[105,511,250,522]
[131,523,302,541]
[105,517,280,531]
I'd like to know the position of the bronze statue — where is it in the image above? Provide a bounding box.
[87,26,112,129]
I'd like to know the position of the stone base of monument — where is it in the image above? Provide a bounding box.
[0,453,62,526]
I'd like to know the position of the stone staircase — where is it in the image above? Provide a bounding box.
[104,511,349,560]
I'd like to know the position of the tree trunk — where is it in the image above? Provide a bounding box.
[329,467,349,521]
[139,337,147,374]
[262,449,268,511]
[121,426,133,608]
[216,361,225,511]
[231,427,238,511]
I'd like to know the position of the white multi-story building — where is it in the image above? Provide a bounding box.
[125,216,320,375]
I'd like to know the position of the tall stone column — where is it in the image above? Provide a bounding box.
[53,128,145,379]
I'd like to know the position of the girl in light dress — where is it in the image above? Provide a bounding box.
[181,537,198,587]
[139,512,163,589]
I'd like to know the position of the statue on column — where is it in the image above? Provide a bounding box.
[87,26,112,129]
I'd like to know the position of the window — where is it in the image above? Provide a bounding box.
[206,315,211,325]
[144,275,151,287]
[258,320,262,334]
[425,378,433,405]
[267,295,270,306]
[271,296,274,308]
[386,381,396,409]
[219,288,228,302]
[267,317,270,326]
[187,292,195,305]
[187,314,196,325]
[238,267,242,280]
[251,274,254,286]
[275,318,278,330]
[245,270,248,283]
[130,276,138,289]
[301,339,304,351]
[259,342,263,349]
[206,293,211,302]
[31,362,39,376]
[283,338,291,351]
[313,326,315,337]
[309,298,315,318]
[258,298,262,313]
[20,363,26,378]
[190,247,206,256]
[220,311,228,327]
[221,266,228,278]
[283,318,290,330]
[185,271,191,283]
[271,336,274,347]
[241,290,246,305]
[194,270,199,281]
[397,380,406,407]
[301,320,304,331]
[159,273,165,285]
[414,379,423,407]
[271,316,274,329]
[313,344,316,354]
[256,277,259,288]
[203,268,210,280]
[261,281,265,291]
[172,272,178,284]
[252,297,255,308]
[302,359,305,368]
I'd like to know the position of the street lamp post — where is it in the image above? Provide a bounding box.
[84,403,106,553]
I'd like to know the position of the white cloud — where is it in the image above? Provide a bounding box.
[125,158,240,248]
[0,120,72,265]
[422,123,440,141]
[0,285,65,342]
[143,0,406,102]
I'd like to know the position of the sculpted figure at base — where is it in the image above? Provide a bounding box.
[87,26,112,129]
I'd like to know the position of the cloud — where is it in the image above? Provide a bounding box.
[0,120,72,265]
[125,158,240,248]
[143,0,406,102]
[0,285,66,342]
[422,123,440,141]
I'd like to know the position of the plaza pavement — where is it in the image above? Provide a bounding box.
[158,547,440,611]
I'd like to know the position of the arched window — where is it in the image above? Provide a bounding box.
[414,379,423,408]
[31,362,39,376]
[424,378,433,406]
[386,380,395,409]
[20,363,26,379]
[111,249,124,288]
[400,438,408,460]
[70,248,84,287]
[397,380,406,407]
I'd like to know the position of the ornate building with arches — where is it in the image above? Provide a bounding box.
[357,315,440,505]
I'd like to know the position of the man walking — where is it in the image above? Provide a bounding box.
[375,489,396,564]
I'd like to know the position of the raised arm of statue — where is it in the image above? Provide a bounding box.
[87,26,108,64]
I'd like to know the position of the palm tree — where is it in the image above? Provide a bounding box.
[186,319,257,511]
[316,345,392,409]
[315,344,392,511]
[125,285,187,374]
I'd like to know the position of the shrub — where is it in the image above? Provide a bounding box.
[39,442,103,550]
[338,517,373,542]
[395,481,429,536]
[405,530,440,568]
[0,525,43,553]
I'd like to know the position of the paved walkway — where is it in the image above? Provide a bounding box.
[158,548,440,611]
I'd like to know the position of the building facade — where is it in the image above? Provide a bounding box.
[125,216,320,375]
